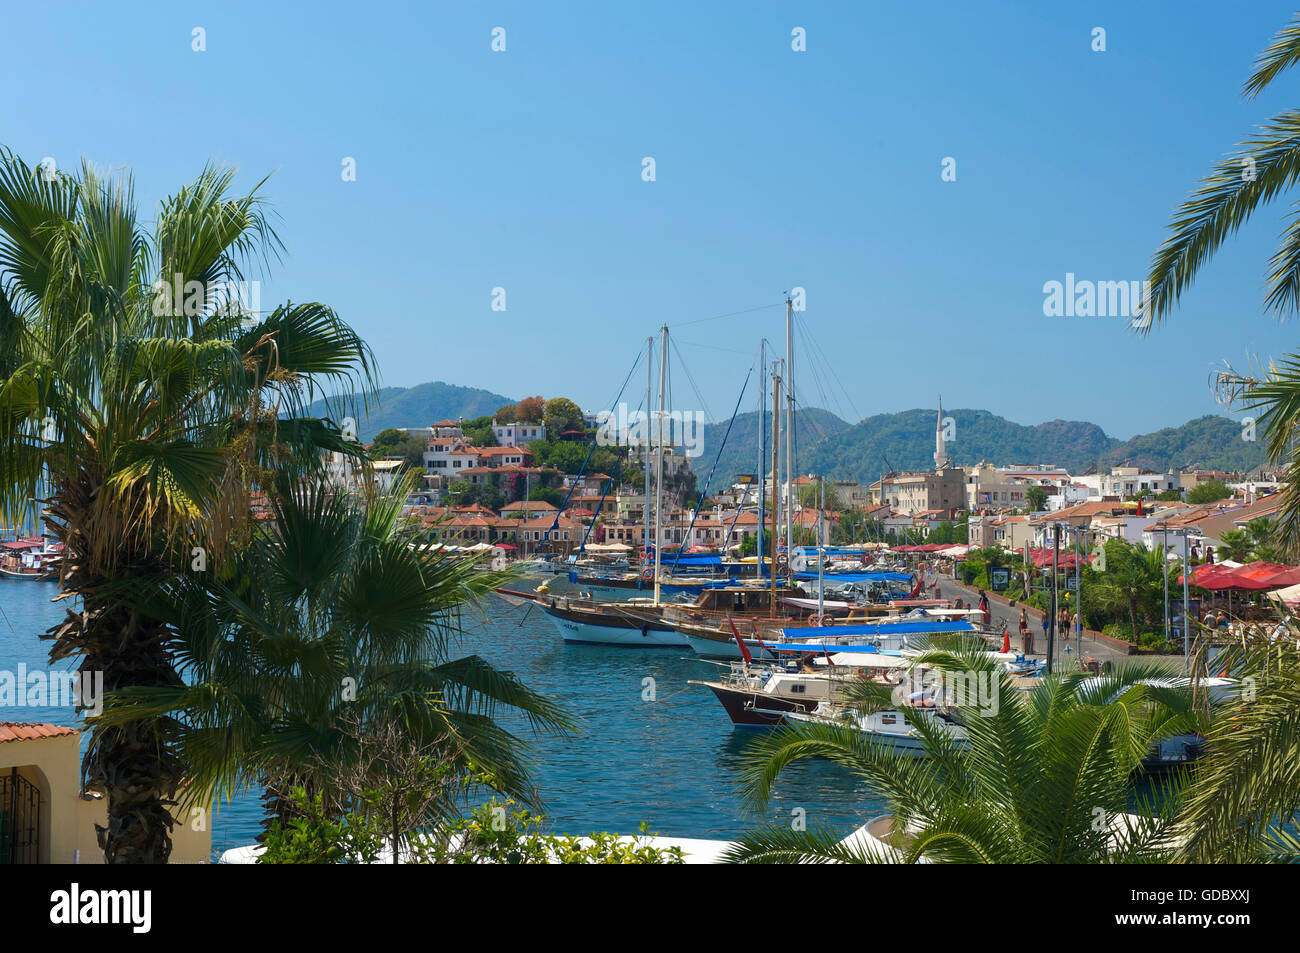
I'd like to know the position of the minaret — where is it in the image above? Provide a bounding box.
[934,396,949,471]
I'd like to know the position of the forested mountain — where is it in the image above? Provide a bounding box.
[323,383,1269,482]
[306,382,513,443]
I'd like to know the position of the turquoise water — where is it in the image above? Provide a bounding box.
[0,580,882,856]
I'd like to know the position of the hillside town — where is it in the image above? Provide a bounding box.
[359,404,1287,570]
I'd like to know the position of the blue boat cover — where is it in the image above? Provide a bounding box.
[762,643,900,654]
[778,619,975,639]
[652,553,722,567]
[793,571,913,584]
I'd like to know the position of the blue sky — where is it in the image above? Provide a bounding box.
[6,0,1300,439]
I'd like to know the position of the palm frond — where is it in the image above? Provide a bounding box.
[1244,13,1300,100]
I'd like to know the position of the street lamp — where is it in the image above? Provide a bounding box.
[1161,526,1194,672]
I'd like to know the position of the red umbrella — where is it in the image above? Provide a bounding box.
[1260,566,1300,587]
[1179,565,1235,589]
[1229,561,1300,588]
[1200,567,1273,591]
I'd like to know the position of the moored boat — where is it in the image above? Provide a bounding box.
[787,703,970,757]
[691,652,911,727]
[538,594,688,647]
[0,537,60,581]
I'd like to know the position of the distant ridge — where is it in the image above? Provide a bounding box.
[709,408,1268,485]
[314,381,1270,479]
[308,381,514,442]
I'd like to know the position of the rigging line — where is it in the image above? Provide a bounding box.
[539,348,641,548]
[598,348,643,417]
[671,364,754,571]
[798,312,861,423]
[793,314,886,482]
[791,323,834,431]
[669,336,714,423]
[672,339,754,356]
[794,320,838,422]
[668,301,786,330]
[576,427,624,556]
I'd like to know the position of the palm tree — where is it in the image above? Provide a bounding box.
[1145,14,1300,555]
[1218,529,1254,563]
[96,475,575,849]
[1089,540,1167,642]
[724,643,1204,863]
[1177,633,1300,863]
[0,151,375,862]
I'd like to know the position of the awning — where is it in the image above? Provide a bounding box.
[1026,548,1092,569]
[1179,561,1300,590]
[1267,582,1300,606]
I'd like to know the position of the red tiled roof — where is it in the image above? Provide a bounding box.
[1029,501,1126,524]
[0,722,78,744]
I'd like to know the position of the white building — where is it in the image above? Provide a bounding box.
[493,419,546,447]
[1075,466,1180,501]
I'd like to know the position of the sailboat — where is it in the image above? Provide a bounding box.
[538,328,689,647]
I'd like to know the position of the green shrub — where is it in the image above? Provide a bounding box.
[1102,622,1131,644]
[260,792,686,865]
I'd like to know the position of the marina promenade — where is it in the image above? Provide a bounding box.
[930,571,1144,666]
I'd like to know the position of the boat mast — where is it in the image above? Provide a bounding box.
[756,339,765,582]
[643,335,652,562]
[817,476,824,619]
[653,324,668,605]
[771,365,781,614]
[785,295,794,561]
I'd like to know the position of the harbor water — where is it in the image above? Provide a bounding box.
[0,580,883,858]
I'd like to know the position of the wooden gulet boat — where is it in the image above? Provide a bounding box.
[538,593,687,647]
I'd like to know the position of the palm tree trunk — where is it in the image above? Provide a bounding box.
[43,494,185,864]
[46,599,184,863]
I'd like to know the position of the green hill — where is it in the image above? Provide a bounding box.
[311,381,1271,481]
[708,409,1269,485]
[698,408,852,491]
[805,409,1118,482]
[1100,415,1268,472]
[307,381,514,443]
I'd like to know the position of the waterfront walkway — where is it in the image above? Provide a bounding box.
[928,570,1134,666]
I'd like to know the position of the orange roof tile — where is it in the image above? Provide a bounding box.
[0,722,78,744]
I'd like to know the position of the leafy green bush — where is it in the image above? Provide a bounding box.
[1102,622,1131,644]
[260,788,382,865]
[260,791,685,865]
[1137,631,1179,654]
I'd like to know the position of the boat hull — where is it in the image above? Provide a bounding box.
[541,604,688,647]
[705,684,819,727]
[0,568,53,581]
